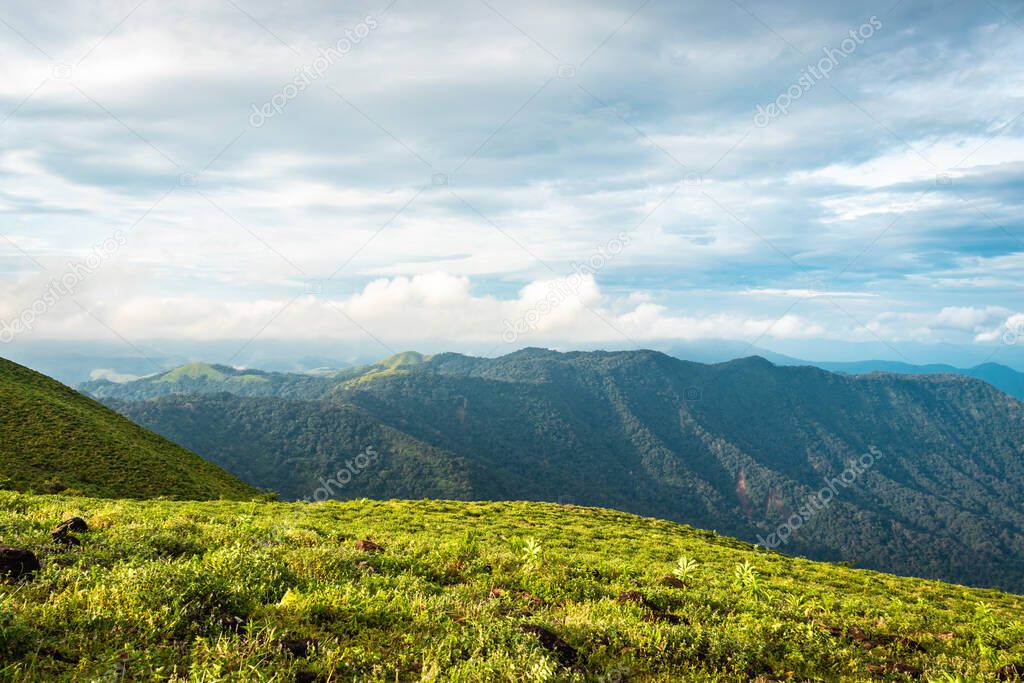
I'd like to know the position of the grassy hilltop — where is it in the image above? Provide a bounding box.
[1,493,1023,681]
[0,357,258,500]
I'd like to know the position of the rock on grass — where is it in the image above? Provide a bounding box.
[0,546,40,579]
[518,623,578,668]
[354,539,382,553]
[52,517,88,535]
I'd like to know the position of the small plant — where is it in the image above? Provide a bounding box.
[457,529,480,560]
[733,560,765,601]
[520,537,543,572]
[783,592,821,617]
[672,556,699,581]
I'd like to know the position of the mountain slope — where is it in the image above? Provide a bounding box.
[94,349,1024,591]
[3,492,1024,681]
[105,393,473,502]
[80,361,336,401]
[0,357,259,500]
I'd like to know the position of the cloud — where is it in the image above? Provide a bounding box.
[742,288,876,299]
[867,306,1012,343]
[0,0,1022,359]
[89,368,146,383]
[4,271,1002,357]
[975,313,1024,343]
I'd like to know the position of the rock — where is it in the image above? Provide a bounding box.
[518,623,578,667]
[616,590,647,605]
[50,532,81,547]
[280,638,317,658]
[52,517,88,535]
[658,575,686,589]
[998,663,1024,681]
[0,546,40,579]
[647,611,688,625]
[50,516,87,549]
[354,539,382,553]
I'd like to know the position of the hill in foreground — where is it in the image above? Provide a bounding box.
[0,357,258,500]
[1,493,1023,681]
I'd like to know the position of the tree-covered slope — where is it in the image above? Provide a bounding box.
[0,357,258,500]
[105,393,473,502]
[79,353,433,402]
[2,492,1024,681]
[95,349,1024,591]
[80,361,337,401]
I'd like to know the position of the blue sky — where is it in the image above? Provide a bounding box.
[0,0,1022,365]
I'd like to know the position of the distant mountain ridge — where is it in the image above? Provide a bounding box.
[90,348,1024,592]
[0,357,259,500]
[81,350,1024,402]
[797,359,1024,401]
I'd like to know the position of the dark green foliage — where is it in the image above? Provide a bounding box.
[0,357,259,500]
[104,393,472,502]
[94,349,1024,592]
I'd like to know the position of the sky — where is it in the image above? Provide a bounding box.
[1,0,1023,368]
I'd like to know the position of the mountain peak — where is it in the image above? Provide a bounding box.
[719,355,776,369]
[156,362,269,384]
[377,351,429,369]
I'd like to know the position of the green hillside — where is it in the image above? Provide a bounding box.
[0,357,258,500]
[103,393,473,501]
[1,492,1023,681]
[98,349,1024,592]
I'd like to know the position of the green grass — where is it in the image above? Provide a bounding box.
[155,363,268,384]
[1,493,1022,681]
[337,352,433,387]
[0,358,259,500]
[379,352,429,370]
[156,362,230,383]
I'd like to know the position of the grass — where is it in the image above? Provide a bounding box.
[0,357,259,500]
[156,363,268,384]
[1,493,1023,681]
[157,363,230,383]
[339,353,431,387]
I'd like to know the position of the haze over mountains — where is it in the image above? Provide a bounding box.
[83,348,1024,593]
[9,337,1023,388]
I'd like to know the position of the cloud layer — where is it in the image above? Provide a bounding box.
[0,0,1022,363]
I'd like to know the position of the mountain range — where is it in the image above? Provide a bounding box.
[83,348,1024,592]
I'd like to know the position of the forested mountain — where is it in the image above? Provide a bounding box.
[104,393,472,502]
[0,357,258,500]
[80,361,338,400]
[92,349,1024,591]
[800,359,1024,401]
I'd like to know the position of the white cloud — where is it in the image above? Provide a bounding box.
[742,288,876,299]
[975,313,1024,343]
[0,1,1022,357]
